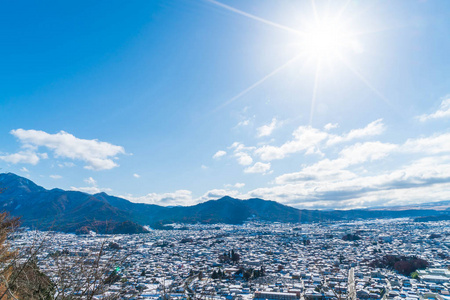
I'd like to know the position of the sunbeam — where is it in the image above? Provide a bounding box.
[206,0,304,36]
[309,59,322,126]
[214,54,302,112]
[338,56,393,109]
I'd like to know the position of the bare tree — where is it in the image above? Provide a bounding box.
[0,211,22,299]
[0,204,128,299]
[48,237,128,299]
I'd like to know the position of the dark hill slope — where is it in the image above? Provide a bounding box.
[0,173,341,230]
[0,173,147,233]
[93,194,341,225]
[0,173,448,233]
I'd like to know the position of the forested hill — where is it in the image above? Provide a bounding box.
[0,173,447,233]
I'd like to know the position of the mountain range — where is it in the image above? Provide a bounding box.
[0,173,448,234]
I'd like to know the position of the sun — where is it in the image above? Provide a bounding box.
[302,18,356,62]
[208,0,385,119]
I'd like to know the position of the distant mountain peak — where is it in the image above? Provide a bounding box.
[216,196,239,201]
[94,192,110,197]
[1,172,449,233]
[0,172,45,194]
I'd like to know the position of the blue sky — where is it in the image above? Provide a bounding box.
[1,0,450,208]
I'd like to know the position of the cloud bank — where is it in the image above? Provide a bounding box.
[1,129,125,170]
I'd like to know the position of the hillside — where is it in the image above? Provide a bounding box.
[0,173,448,233]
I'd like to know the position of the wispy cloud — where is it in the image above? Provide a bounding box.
[417,96,450,122]
[243,128,450,209]
[84,177,97,186]
[253,119,385,161]
[255,126,328,161]
[402,132,450,154]
[123,190,194,206]
[225,182,245,189]
[326,119,385,146]
[70,176,112,194]
[124,187,241,207]
[58,162,75,168]
[213,150,227,159]
[256,118,280,138]
[70,186,112,194]
[324,123,339,130]
[236,119,250,127]
[275,141,398,184]
[244,162,271,174]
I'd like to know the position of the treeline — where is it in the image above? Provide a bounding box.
[342,233,361,241]
[235,266,265,281]
[219,249,240,264]
[210,266,266,281]
[414,215,450,222]
[369,255,429,276]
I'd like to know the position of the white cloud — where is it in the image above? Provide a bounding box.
[252,119,385,162]
[339,141,398,164]
[235,152,253,166]
[244,156,450,209]
[70,186,112,194]
[124,187,242,207]
[244,162,271,174]
[324,123,339,130]
[243,130,450,209]
[50,175,62,179]
[275,141,397,184]
[255,126,327,161]
[229,142,255,152]
[225,182,245,189]
[121,146,450,208]
[199,189,239,201]
[70,176,111,194]
[256,118,279,138]
[418,97,450,122]
[402,132,450,155]
[9,129,125,170]
[58,162,75,168]
[84,177,97,186]
[116,125,450,209]
[326,119,385,146]
[133,173,140,178]
[236,119,250,127]
[124,190,195,206]
[20,167,29,173]
[227,142,256,167]
[0,150,42,165]
[141,117,450,209]
[213,150,226,159]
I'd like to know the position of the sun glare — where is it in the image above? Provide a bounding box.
[303,19,354,62]
[208,0,379,119]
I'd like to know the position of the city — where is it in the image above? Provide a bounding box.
[11,218,450,300]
